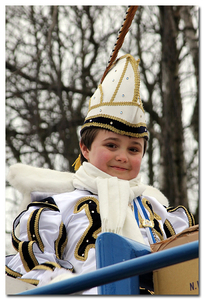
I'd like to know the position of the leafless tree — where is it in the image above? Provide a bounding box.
[6,6,123,170]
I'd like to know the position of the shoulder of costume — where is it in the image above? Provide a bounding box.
[6,163,75,212]
[142,185,169,207]
[7,163,74,194]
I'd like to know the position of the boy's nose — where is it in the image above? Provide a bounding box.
[115,151,128,162]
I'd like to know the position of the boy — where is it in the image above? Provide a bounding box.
[6,54,194,294]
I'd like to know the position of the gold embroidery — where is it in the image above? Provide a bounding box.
[27,241,39,270]
[99,84,103,104]
[55,222,68,260]
[164,219,176,236]
[138,198,164,242]
[34,208,45,252]
[32,261,61,271]
[28,200,59,212]
[85,113,146,128]
[142,219,154,228]
[27,208,44,253]
[130,57,142,108]
[19,241,39,272]
[12,227,20,252]
[18,278,39,286]
[27,210,34,241]
[74,197,101,261]
[33,261,73,273]
[88,100,144,112]
[138,210,144,228]
[82,121,148,139]
[6,265,22,278]
[110,56,129,103]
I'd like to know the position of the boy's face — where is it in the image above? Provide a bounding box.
[80,130,144,180]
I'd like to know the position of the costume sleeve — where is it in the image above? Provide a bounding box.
[137,196,195,245]
[163,205,195,238]
[6,197,73,286]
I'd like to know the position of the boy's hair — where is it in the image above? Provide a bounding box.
[80,127,101,165]
[80,127,147,165]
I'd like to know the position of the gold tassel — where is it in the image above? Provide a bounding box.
[72,154,81,171]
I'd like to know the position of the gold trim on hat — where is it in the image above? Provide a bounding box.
[84,113,147,128]
[109,55,130,104]
[88,54,144,113]
[81,121,148,138]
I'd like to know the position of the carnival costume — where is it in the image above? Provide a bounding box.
[6,54,194,294]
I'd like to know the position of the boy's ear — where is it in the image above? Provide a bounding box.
[80,142,89,161]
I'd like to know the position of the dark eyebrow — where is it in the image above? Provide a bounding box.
[103,137,142,148]
[131,141,143,147]
[103,137,120,142]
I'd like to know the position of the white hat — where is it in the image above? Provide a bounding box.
[81,54,148,140]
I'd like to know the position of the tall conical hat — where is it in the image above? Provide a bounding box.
[80,54,148,140]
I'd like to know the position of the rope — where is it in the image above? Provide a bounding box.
[100,5,138,83]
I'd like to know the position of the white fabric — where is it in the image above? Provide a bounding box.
[38,268,75,287]
[73,162,146,244]
[7,163,74,214]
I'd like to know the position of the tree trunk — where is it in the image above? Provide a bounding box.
[159,6,188,208]
[179,6,199,143]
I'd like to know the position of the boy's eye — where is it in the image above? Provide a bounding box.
[106,143,117,149]
[129,148,139,153]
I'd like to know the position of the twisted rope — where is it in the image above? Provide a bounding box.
[100,6,138,83]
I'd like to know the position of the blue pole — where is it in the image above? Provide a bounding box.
[19,241,198,295]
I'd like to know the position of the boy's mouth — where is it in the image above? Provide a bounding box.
[111,166,128,171]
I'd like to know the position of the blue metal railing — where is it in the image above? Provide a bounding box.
[19,240,198,295]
